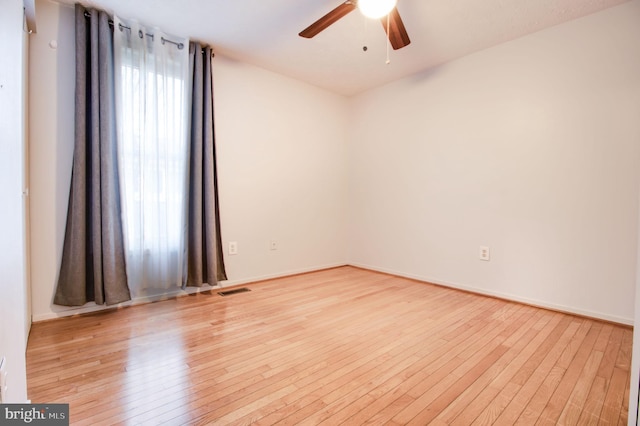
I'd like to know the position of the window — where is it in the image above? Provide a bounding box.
[114,20,191,296]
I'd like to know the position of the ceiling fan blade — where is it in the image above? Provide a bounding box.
[299,1,356,38]
[381,7,411,50]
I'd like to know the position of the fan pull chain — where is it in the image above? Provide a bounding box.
[361,13,369,52]
[385,14,391,64]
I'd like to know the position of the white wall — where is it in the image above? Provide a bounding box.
[0,0,30,403]
[29,0,349,320]
[214,56,349,283]
[29,0,76,321]
[348,1,640,324]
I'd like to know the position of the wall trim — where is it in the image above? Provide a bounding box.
[33,261,632,326]
[348,262,634,326]
[32,262,347,322]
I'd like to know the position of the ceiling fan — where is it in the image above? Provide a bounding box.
[299,0,411,50]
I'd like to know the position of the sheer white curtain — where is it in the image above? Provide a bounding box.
[113,16,191,297]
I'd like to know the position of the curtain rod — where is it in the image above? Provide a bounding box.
[82,11,213,53]
[117,23,185,50]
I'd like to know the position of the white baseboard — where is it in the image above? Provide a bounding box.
[31,262,347,323]
[31,285,221,322]
[349,262,634,326]
[33,261,631,326]
[219,263,347,288]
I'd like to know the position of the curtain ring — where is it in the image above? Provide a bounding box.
[138,30,143,39]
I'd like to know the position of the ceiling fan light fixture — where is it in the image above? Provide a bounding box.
[357,0,398,19]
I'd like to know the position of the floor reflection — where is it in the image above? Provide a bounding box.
[123,313,190,423]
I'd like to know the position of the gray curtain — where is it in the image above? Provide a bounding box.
[54,5,131,306]
[187,43,228,286]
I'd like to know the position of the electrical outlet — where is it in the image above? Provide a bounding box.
[270,240,277,251]
[228,241,238,255]
[479,246,490,261]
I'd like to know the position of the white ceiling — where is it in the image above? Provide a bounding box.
[58,0,629,96]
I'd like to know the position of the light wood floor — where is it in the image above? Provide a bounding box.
[27,266,632,425]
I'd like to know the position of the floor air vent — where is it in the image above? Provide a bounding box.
[218,287,251,297]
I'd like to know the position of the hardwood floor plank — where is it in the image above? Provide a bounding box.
[535,321,603,424]
[620,369,630,426]
[265,299,500,425]
[165,278,464,424]
[25,266,631,425]
[252,295,504,425]
[436,311,556,425]
[375,307,542,425]
[578,376,609,425]
[454,315,576,425]
[406,344,511,425]
[496,321,591,424]
[390,306,526,423]
[556,350,604,425]
[598,367,629,425]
